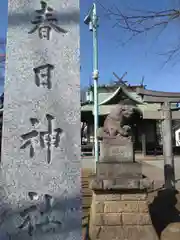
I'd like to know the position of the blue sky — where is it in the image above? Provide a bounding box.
[80,0,180,91]
[0,1,8,38]
[0,1,180,92]
[0,0,8,93]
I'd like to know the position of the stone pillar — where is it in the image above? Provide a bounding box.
[0,0,81,238]
[161,102,175,189]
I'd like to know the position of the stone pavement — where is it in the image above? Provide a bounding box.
[145,156,180,190]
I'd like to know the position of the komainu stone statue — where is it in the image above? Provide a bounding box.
[98,103,136,139]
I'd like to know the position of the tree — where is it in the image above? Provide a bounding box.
[98,2,180,65]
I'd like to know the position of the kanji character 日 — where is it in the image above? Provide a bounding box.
[33,64,54,89]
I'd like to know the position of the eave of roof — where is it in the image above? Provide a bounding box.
[99,86,143,105]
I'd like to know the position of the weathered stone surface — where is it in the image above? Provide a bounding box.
[92,213,122,226]
[93,193,122,201]
[93,202,104,213]
[160,222,180,240]
[103,179,116,189]
[0,0,81,239]
[122,213,152,225]
[90,226,125,239]
[92,213,104,226]
[98,102,136,140]
[138,201,149,213]
[103,200,149,214]
[90,191,158,239]
[96,162,142,179]
[103,213,122,226]
[90,179,103,189]
[104,201,139,213]
[121,193,147,201]
[123,225,159,240]
[89,226,101,239]
[140,178,154,190]
[89,225,158,240]
[90,177,151,190]
[114,178,140,189]
[100,137,134,162]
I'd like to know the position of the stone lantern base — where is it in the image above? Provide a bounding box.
[89,162,159,240]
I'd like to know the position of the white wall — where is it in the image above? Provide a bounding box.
[175,128,180,146]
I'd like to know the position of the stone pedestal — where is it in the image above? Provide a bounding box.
[93,134,158,239]
[89,161,158,240]
[89,190,158,240]
[100,137,134,162]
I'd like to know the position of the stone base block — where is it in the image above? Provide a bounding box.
[89,191,158,240]
[100,137,134,162]
[89,225,159,240]
[90,177,154,191]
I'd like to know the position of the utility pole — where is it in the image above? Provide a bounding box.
[84,3,99,163]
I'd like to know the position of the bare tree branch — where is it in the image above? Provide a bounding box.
[160,41,180,67]
[98,1,180,65]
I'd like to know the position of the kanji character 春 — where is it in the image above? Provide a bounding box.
[29,1,67,40]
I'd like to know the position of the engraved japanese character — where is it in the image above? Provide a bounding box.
[20,115,63,164]
[29,1,67,40]
[41,114,63,164]
[18,192,62,236]
[20,118,41,158]
[33,64,54,89]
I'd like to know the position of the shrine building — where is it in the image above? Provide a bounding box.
[81,83,180,156]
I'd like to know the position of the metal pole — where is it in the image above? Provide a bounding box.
[92,3,99,163]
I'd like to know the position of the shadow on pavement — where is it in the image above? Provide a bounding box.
[149,189,180,238]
